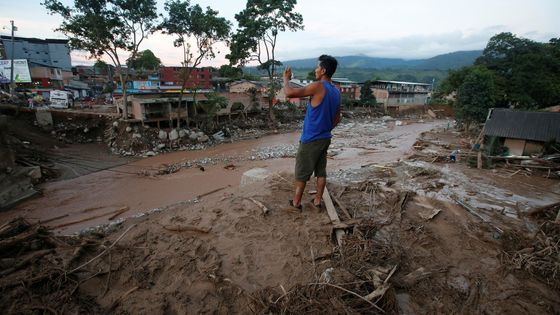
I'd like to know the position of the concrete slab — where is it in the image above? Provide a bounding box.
[240,167,271,187]
[35,108,53,129]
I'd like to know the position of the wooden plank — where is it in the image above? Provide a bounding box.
[322,187,344,246]
[331,194,352,220]
[322,187,340,224]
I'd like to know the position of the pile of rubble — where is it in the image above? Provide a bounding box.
[0,115,55,209]
[409,129,560,178]
[0,218,104,313]
[104,116,302,157]
[105,121,254,157]
[50,117,107,144]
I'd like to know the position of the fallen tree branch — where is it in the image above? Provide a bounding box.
[67,224,136,275]
[163,225,210,233]
[309,282,385,313]
[247,197,269,215]
[197,185,230,199]
[107,206,130,221]
[0,249,55,277]
[54,207,133,229]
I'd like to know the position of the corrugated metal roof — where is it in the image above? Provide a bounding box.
[484,108,560,142]
[372,80,431,86]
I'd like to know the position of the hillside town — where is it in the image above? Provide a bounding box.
[1,0,560,314]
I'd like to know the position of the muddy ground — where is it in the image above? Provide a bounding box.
[1,114,559,314]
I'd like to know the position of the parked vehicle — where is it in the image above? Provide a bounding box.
[49,90,74,109]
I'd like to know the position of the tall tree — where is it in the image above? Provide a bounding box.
[360,80,376,107]
[455,66,496,130]
[42,0,158,119]
[227,0,303,125]
[475,32,560,108]
[306,69,316,81]
[218,64,243,79]
[93,59,109,75]
[127,49,162,72]
[159,0,231,128]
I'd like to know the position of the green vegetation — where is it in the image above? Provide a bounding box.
[435,32,560,127]
[290,68,447,84]
[127,49,161,73]
[43,0,158,119]
[455,66,496,130]
[159,0,231,128]
[359,80,376,107]
[227,0,303,124]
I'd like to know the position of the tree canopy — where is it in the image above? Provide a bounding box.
[475,32,560,108]
[455,66,496,128]
[360,80,376,107]
[42,0,158,118]
[435,32,560,126]
[158,0,231,127]
[159,0,230,68]
[227,0,303,123]
[127,49,161,71]
[218,64,243,79]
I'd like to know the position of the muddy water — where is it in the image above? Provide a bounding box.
[3,119,445,234]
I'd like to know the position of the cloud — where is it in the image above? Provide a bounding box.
[275,26,558,61]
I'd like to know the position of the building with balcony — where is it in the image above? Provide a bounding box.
[370,80,432,106]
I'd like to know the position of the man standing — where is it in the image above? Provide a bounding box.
[283,55,341,210]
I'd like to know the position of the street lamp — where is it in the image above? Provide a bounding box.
[9,20,17,96]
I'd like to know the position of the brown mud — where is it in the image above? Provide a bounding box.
[1,117,559,314]
[1,118,442,234]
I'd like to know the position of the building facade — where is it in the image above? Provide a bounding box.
[159,66,212,91]
[0,35,73,97]
[370,80,431,106]
[0,36,72,71]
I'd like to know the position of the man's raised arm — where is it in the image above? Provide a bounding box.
[283,67,319,98]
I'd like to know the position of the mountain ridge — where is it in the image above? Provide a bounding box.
[283,50,483,70]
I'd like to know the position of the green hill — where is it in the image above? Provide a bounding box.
[283,50,482,71]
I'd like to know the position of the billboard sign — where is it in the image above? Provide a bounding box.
[0,59,32,83]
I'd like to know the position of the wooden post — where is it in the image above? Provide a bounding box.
[477,150,482,169]
[323,187,345,246]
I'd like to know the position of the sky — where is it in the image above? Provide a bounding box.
[0,0,559,67]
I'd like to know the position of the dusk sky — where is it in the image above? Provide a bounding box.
[1,0,559,67]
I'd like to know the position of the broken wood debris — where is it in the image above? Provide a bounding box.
[247,197,269,215]
[331,193,352,220]
[53,206,131,229]
[452,196,504,234]
[163,224,211,233]
[197,185,230,199]
[322,186,345,247]
[399,267,432,287]
[68,224,136,276]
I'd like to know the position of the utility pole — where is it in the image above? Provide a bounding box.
[9,20,16,96]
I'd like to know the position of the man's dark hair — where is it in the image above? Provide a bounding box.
[318,55,338,78]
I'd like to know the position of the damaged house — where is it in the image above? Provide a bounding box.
[483,108,560,156]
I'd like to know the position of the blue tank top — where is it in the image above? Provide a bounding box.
[300,80,341,143]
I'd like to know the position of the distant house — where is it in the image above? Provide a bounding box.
[370,80,431,107]
[158,66,212,91]
[228,80,266,93]
[128,93,208,126]
[73,65,114,95]
[0,36,72,71]
[332,78,359,100]
[276,79,309,107]
[0,36,73,96]
[113,66,213,97]
[483,108,560,156]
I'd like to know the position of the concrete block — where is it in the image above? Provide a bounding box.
[169,129,179,141]
[35,109,53,128]
[240,168,270,187]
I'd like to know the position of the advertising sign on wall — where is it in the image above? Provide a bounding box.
[0,59,32,83]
